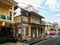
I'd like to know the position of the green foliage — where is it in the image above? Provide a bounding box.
[58,29,60,31]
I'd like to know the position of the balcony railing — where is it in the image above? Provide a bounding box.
[0,14,12,21]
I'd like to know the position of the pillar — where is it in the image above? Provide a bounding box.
[37,27,38,38]
[12,25,15,37]
[29,26,31,36]
[24,26,25,39]
[12,6,14,22]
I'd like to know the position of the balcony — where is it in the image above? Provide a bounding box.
[0,14,12,21]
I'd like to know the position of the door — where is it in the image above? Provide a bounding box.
[38,27,41,38]
[0,27,12,43]
[18,27,21,38]
[31,27,37,39]
[25,26,29,36]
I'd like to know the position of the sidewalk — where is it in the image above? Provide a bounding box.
[0,36,52,45]
[0,42,24,45]
[23,36,51,45]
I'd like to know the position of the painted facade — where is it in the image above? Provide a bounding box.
[0,0,17,26]
[45,22,53,30]
[14,9,45,40]
[0,0,17,42]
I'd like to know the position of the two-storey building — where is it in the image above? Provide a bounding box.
[0,0,17,42]
[45,22,53,30]
[14,8,44,40]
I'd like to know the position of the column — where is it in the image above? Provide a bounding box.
[21,26,24,39]
[24,26,25,39]
[41,27,45,39]
[13,25,15,37]
[29,26,31,36]
[37,27,38,38]
[12,6,14,22]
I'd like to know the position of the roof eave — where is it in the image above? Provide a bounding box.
[29,11,44,18]
[7,0,18,6]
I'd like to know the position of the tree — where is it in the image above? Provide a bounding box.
[58,29,60,31]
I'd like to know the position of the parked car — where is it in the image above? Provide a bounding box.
[45,29,55,35]
[49,29,55,35]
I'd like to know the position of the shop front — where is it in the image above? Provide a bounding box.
[0,21,13,43]
[31,27,37,39]
[30,24,45,40]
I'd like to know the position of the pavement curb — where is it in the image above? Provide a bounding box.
[22,37,52,45]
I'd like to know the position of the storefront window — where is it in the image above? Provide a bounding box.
[0,27,12,37]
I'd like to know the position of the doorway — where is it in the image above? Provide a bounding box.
[0,27,12,43]
[18,27,21,38]
[31,27,37,39]
[0,27,12,37]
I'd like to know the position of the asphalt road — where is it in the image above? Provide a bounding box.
[38,35,60,45]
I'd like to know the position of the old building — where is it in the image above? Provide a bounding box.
[0,0,17,42]
[14,8,45,40]
[45,22,53,31]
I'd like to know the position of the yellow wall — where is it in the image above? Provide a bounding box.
[14,16,21,23]
[14,15,28,23]
[31,15,40,24]
[0,4,15,22]
[45,22,53,30]
[45,25,52,30]
[22,16,28,22]
[0,6,9,15]
[14,15,41,24]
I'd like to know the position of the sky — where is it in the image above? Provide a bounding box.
[14,0,60,25]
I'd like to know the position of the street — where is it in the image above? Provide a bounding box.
[37,35,60,45]
[0,35,59,45]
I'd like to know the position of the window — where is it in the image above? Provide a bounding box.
[9,8,12,16]
[7,16,12,20]
[0,14,6,19]
[25,26,29,36]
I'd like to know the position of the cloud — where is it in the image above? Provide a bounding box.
[14,0,44,15]
[45,0,59,11]
[14,0,43,8]
[56,14,60,16]
[15,0,60,12]
[53,19,60,23]
[15,0,43,5]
